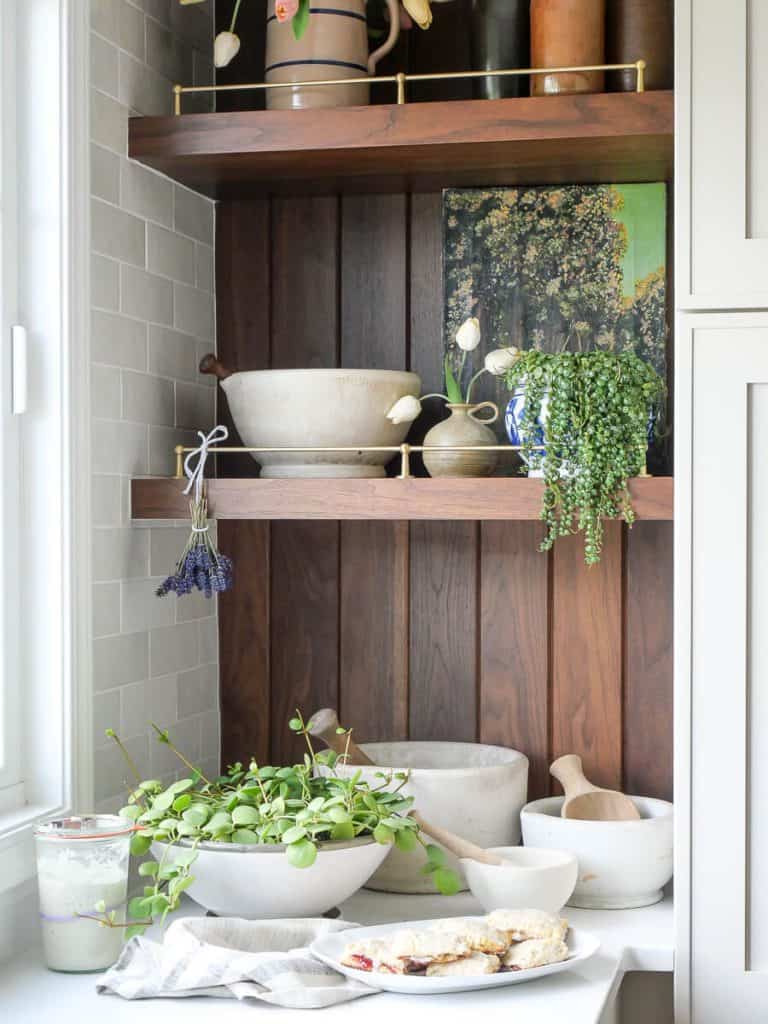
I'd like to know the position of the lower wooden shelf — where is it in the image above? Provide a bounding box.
[131,475,673,521]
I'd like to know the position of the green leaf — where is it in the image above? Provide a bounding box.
[130,833,152,857]
[373,824,394,845]
[94,899,107,913]
[172,850,198,869]
[444,354,463,404]
[291,0,310,40]
[172,794,192,813]
[124,924,147,940]
[394,828,417,852]
[119,804,141,821]
[138,861,159,877]
[281,824,307,845]
[152,790,174,812]
[424,843,446,868]
[182,805,209,827]
[204,811,232,833]
[232,805,260,826]
[288,717,303,732]
[127,896,149,920]
[169,778,194,794]
[232,828,259,844]
[330,822,355,841]
[327,806,351,824]
[286,838,317,869]
[433,867,461,896]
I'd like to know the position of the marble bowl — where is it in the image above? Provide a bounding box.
[152,836,389,918]
[520,796,674,909]
[220,368,421,478]
[461,846,578,914]
[334,741,529,893]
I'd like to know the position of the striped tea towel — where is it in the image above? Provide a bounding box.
[97,916,378,1009]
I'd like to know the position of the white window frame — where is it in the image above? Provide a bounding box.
[0,0,90,881]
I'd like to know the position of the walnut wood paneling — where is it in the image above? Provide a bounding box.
[480,523,550,800]
[269,196,340,763]
[551,524,624,791]
[624,521,674,800]
[218,520,270,768]
[339,195,410,743]
[409,521,478,741]
[215,201,270,770]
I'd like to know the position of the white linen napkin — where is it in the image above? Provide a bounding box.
[96,916,379,1009]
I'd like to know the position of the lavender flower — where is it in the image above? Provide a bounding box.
[156,496,233,598]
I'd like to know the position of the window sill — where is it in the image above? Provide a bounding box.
[0,803,66,894]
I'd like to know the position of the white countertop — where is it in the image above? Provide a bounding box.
[0,890,672,1024]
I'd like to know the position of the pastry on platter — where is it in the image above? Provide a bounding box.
[341,938,398,973]
[426,952,501,977]
[502,937,569,971]
[430,918,508,955]
[388,929,471,969]
[486,908,569,943]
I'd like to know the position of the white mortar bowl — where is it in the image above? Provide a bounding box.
[334,741,529,894]
[461,846,578,914]
[152,836,389,918]
[520,796,674,910]
[220,368,421,478]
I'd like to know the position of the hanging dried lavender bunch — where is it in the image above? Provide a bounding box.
[157,426,233,598]
[156,497,233,598]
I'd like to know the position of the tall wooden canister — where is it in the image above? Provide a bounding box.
[606,0,673,91]
[530,0,606,97]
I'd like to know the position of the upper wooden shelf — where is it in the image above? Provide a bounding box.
[128,91,673,198]
[131,475,673,521]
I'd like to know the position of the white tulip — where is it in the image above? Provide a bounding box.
[456,316,481,352]
[386,395,422,424]
[484,346,520,375]
[214,31,241,68]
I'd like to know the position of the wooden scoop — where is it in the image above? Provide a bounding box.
[550,754,640,821]
[199,353,232,381]
[306,708,375,766]
[409,810,507,867]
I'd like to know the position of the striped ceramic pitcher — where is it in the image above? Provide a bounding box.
[265,0,400,110]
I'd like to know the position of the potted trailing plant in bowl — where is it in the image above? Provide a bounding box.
[504,350,665,564]
[93,713,460,934]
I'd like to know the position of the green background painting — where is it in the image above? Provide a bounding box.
[442,184,668,461]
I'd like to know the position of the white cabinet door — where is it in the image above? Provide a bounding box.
[678,1,768,308]
[682,315,768,1020]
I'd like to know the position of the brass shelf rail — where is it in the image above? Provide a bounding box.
[173,442,650,481]
[172,59,647,114]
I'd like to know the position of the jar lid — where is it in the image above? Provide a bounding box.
[34,814,136,840]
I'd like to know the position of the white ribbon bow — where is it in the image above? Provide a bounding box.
[183,425,229,503]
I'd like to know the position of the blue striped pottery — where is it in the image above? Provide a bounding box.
[505,383,549,478]
[265,0,400,110]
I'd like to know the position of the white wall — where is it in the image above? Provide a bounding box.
[88,0,220,807]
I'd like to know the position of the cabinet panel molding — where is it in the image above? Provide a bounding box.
[678,0,768,308]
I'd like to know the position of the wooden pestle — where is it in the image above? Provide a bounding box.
[306,708,375,766]
[409,811,506,867]
[550,754,640,821]
[199,352,232,381]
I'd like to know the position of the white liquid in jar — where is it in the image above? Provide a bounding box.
[38,865,128,972]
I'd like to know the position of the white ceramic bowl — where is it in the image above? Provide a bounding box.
[152,836,389,918]
[520,796,674,909]
[220,368,421,478]
[461,846,578,914]
[334,741,529,894]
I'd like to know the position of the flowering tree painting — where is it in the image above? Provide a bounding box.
[442,184,668,460]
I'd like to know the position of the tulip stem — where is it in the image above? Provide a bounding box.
[465,369,488,404]
[230,0,243,32]
[421,392,450,402]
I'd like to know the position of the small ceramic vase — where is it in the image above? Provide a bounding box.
[606,0,673,92]
[423,402,499,478]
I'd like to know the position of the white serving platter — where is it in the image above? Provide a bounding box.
[309,916,600,996]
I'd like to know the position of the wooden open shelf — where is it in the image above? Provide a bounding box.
[131,475,673,521]
[128,90,673,198]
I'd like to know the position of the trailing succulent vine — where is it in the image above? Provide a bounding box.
[505,351,666,565]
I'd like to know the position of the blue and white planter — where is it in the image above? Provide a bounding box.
[505,383,550,478]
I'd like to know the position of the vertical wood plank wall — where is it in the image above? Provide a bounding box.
[215,195,674,801]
